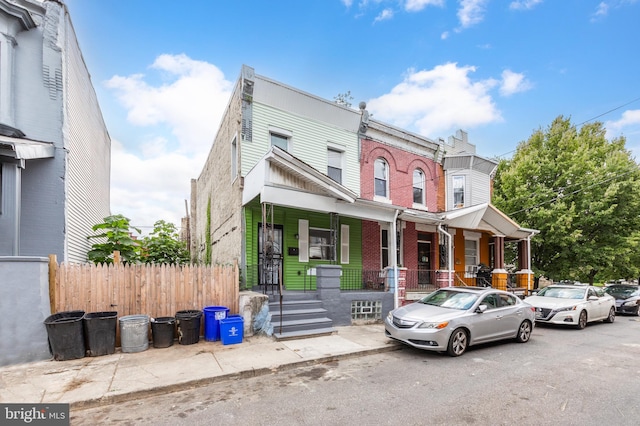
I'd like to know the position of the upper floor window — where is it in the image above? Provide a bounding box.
[374,158,388,198]
[453,175,465,208]
[413,169,425,205]
[270,133,289,151]
[327,148,343,184]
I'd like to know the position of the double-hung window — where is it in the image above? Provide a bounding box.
[413,169,425,205]
[327,148,343,184]
[374,158,388,198]
[453,175,465,208]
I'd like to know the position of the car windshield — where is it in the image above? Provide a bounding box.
[419,289,479,310]
[605,286,640,297]
[537,286,586,299]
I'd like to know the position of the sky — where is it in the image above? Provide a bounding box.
[63,0,640,234]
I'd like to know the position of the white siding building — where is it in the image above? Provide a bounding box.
[0,0,110,262]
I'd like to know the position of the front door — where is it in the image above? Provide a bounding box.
[417,234,431,286]
[258,223,283,288]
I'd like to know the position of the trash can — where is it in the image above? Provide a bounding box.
[151,316,176,348]
[119,315,150,353]
[219,315,244,345]
[83,311,117,357]
[203,306,229,341]
[44,310,85,361]
[175,310,202,345]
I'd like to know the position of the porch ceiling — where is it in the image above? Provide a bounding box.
[443,203,538,239]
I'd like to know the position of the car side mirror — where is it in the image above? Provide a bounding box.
[588,296,599,301]
[476,304,488,313]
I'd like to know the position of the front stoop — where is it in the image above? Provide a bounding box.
[268,297,336,341]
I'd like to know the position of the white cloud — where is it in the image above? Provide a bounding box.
[404,0,445,12]
[499,70,533,96]
[106,54,233,156]
[509,0,543,11]
[341,0,354,7]
[592,2,609,20]
[104,54,234,231]
[458,0,489,29]
[374,8,394,22]
[366,63,502,137]
[605,109,640,158]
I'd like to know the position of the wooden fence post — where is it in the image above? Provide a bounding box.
[48,254,57,314]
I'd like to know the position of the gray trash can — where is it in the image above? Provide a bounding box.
[119,315,149,353]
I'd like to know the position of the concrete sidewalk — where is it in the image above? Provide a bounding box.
[0,324,399,410]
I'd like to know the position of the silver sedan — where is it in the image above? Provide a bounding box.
[385,286,535,356]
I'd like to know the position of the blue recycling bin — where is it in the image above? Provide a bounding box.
[220,315,244,345]
[203,306,229,341]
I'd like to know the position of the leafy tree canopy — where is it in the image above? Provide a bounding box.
[87,216,190,265]
[141,220,190,265]
[87,214,141,264]
[493,116,640,284]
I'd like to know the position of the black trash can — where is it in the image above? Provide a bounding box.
[83,311,117,357]
[151,316,176,348]
[175,310,202,345]
[44,310,85,361]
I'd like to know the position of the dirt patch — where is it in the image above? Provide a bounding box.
[64,377,91,392]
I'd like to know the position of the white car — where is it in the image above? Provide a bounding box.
[527,285,615,329]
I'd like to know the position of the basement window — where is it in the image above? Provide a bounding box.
[351,300,382,321]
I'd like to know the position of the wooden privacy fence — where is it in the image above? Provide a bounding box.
[50,256,239,318]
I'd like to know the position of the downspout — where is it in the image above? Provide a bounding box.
[438,223,453,287]
[391,209,399,309]
[527,231,535,292]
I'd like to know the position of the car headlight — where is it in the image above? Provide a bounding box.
[418,321,449,329]
[623,300,639,307]
[554,306,577,312]
[387,312,394,321]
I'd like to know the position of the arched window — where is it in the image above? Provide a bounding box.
[413,169,425,205]
[374,158,388,198]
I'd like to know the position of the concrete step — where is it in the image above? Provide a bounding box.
[269,299,324,312]
[273,327,337,341]
[270,317,334,334]
[270,307,328,322]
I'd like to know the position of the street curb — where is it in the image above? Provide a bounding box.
[70,343,402,411]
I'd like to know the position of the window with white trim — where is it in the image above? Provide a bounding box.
[327,148,343,184]
[413,169,425,205]
[309,227,334,261]
[453,175,465,208]
[374,158,388,198]
[271,133,289,151]
[465,239,478,276]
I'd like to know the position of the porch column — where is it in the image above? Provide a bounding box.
[491,235,507,291]
[516,238,534,294]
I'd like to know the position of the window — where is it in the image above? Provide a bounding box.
[231,136,237,179]
[327,148,343,184]
[309,228,334,260]
[453,175,465,208]
[413,169,425,205]
[270,133,289,151]
[381,229,389,268]
[374,158,388,198]
[465,239,478,275]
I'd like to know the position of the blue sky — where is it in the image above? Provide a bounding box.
[63,0,640,233]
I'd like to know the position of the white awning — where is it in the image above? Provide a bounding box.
[442,203,538,239]
[0,136,55,160]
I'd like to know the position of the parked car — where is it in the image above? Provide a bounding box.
[384,287,535,357]
[526,285,615,329]
[604,284,640,316]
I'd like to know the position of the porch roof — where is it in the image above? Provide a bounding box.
[442,203,538,239]
[0,136,55,160]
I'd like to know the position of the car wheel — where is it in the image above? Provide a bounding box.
[515,320,532,343]
[604,307,615,323]
[577,310,588,329]
[446,328,468,357]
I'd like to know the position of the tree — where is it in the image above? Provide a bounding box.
[493,116,640,284]
[334,91,353,108]
[87,214,141,264]
[141,220,190,265]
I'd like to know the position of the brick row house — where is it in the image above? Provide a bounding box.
[189,65,537,323]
